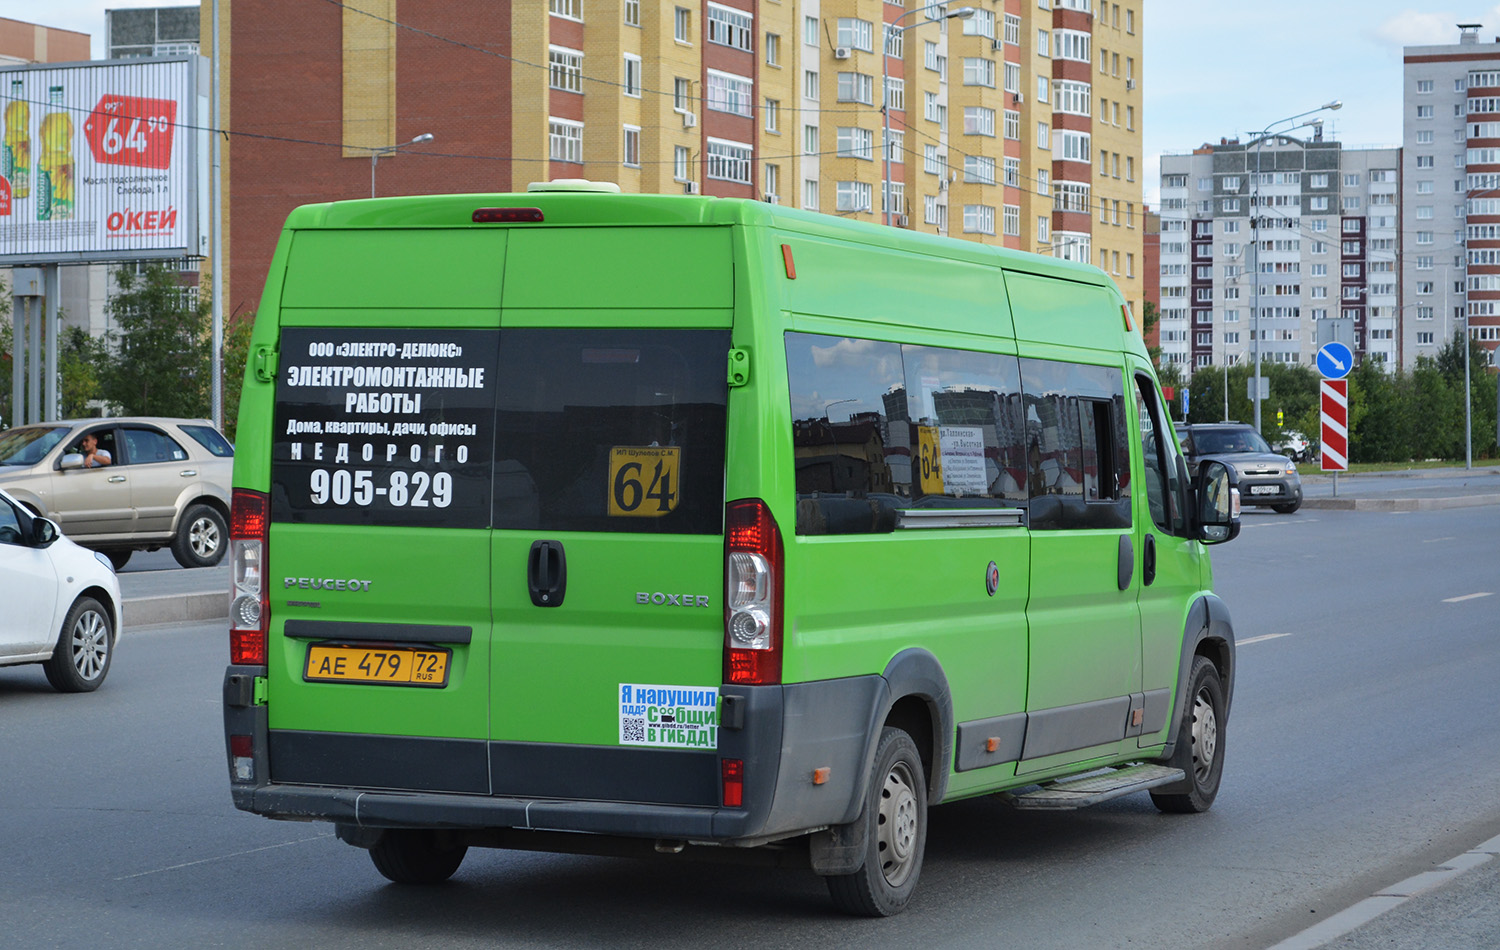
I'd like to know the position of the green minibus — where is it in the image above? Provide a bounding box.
[224,181,1240,916]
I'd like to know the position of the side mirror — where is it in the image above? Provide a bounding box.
[1193,459,1240,544]
[32,517,60,547]
[59,453,85,470]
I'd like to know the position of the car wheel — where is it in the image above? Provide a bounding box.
[1272,499,1302,514]
[106,550,132,571]
[1150,655,1227,814]
[172,504,228,568]
[43,597,113,693]
[826,727,928,917]
[369,830,467,884]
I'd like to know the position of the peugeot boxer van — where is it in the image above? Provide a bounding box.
[224,182,1240,916]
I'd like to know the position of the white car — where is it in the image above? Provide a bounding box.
[0,486,123,692]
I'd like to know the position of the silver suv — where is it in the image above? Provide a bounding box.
[1175,422,1302,514]
[0,418,233,569]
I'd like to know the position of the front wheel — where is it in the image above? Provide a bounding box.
[369,830,467,884]
[1151,655,1227,814]
[172,504,227,568]
[826,727,928,917]
[43,597,113,693]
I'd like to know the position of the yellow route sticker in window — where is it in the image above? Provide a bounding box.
[608,446,682,517]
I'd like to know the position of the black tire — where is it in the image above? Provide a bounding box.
[106,550,132,571]
[43,597,113,693]
[171,503,228,568]
[1272,499,1302,514]
[369,830,467,884]
[1151,655,1227,814]
[826,727,928,917]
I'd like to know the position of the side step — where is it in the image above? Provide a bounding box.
[999,763,1184,811]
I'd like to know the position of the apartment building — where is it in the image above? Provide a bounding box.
[223,1,1142,323]
[1403,24,1500,370]
[1157,136,1401,376]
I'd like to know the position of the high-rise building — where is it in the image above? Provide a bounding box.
[1403,24,1500,371]
[106,6,200,59]
[222,1,1143,326]
[1157,135,1400,376]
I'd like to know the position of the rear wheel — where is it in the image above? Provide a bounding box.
[171,504,227,568]
[1151,655,1227,814]
[43,597,113,693]
[369,830,467,884]
[827,727,927,917]
[106,550,131,571]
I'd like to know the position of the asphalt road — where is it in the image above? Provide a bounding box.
[3,504,1498,949]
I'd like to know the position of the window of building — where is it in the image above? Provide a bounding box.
[706,137,753,183]
[1053,29,1090,62]
[1038,121,1050,146]
[968,57,998,88]
[1005,14,1021,45]
[673,77,691,111]
[623,54,642,97]
[1005,156,1020,187]
[764,163,779,202]
[550,0,582,20]
[765,32,779,66]
[964,155,996,185]
[965,106,996,136]
[803,178,819,210]
[963,8,996,37]
[676,6,693,42]
[804,69,819,100]
[623,125,640,166]
[707,3,754,51]
[836,180,873,212]
[674,145,690,181]
[886,129,904,164]
[803,124,818,154]
[836,18,874,52]
[549,118,583,163]
[1416,104,1433,118]
[837,72,875,103]
[837,126,874,160]
[706,70,753,116]
[968,203,997,235]
[625,0,639,26]
[549,47,583,93]
[1053,79,1091,116]
[1055,129,1091,162]
[925,144,943,175]
[886,78,905,111]
[1417,79,1433,93]
[764,98,779,132]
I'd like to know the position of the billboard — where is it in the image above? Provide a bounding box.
[0,57,205,265]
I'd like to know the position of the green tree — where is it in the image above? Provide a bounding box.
[1347,359,1408,463]
[221,314,253,443]
[101,264,211,418]
[59,325,110,418]
[1434,332,1499,460]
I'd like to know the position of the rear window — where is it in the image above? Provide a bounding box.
[270,326,728,534]
[493,328,729,535]
[180,424,234,457]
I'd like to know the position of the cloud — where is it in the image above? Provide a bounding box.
[1369,9,1467,51]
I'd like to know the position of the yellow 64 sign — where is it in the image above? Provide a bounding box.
[608,446,682,517]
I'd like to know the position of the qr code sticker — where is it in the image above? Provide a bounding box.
[622,718,646,743]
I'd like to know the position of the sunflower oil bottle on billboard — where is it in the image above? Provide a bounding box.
[2,79,28,199]
[37,85,74,221]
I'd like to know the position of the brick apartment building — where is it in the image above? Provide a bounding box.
[213,1,1143,327]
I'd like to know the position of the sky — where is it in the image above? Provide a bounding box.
[19,0,1500,207]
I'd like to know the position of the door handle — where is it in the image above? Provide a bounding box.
[108,475,126,483]
[1116,534,1134,591]
[1143,533,1157,587]
[179,470,198,477]
[527,540,567,608]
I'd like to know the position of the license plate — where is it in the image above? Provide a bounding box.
[1249,485,1278,495]
[304,643,450,687]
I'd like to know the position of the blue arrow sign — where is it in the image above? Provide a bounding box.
[1317,341,1353,380]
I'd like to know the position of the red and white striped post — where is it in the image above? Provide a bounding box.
[1321,378,1348,474]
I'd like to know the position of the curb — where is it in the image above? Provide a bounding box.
[122,592,227,628]
[1301,494,1500,511]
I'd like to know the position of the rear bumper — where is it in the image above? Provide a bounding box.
[224,667,886,845]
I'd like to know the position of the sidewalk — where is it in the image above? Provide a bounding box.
[1298,465,1500,511]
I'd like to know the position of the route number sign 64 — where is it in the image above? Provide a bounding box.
[608,446,681,517]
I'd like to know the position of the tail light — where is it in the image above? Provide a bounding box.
[721,758,745,807]
[724,499,784,685]
[230,489,269,666]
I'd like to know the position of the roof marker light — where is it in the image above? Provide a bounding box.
[781,244,796,279]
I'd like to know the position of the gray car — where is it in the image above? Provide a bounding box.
[1175,422,1303,514]
[0,418,233,569]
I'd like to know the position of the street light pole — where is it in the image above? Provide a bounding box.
[371,132,435,198]
[883,4,974,226]
[1247,101,1340,434]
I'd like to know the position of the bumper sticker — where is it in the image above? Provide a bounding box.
[619,683,719,749]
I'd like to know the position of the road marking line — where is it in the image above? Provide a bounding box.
[1442,592,1494,603]
[1422,537,1456,543]
[1238,633,1291,646]
[114,833,333,880]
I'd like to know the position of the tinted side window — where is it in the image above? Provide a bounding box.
[1020,359,1131,531]
[493,328,729,535]
[180,424,234,457]
[785,333,1026,535]
[122,427,189,464]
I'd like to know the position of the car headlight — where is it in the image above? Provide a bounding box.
[1287,463,1298,474]
[94,550,115,573]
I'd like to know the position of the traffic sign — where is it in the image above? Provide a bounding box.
[83,95,178,170]
[1321,379,1348,471]
[1316,341,1353,380]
